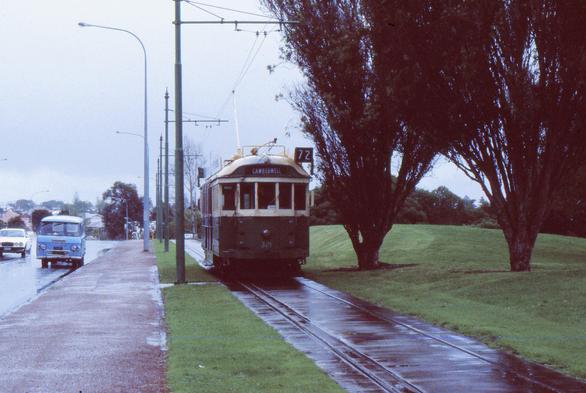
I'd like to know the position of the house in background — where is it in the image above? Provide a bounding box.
[84,213,105,240]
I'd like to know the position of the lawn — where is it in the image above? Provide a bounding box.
[304,224,586,379]
[154,242,344,393]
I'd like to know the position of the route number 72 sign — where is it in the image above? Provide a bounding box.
[294,147,313,163]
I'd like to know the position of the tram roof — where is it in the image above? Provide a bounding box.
[207,154,310,182]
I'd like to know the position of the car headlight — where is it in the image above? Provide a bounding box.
[15,242,23,247]
[71,245,79,252]
[39,244,47,250]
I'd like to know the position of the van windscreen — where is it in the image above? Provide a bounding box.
[39,222,82,237]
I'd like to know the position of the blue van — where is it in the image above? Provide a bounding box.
[37,215,86,268]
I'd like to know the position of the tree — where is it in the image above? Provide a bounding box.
[184,138,204,236]
[7,216,26,229]
[31,209,52,231]
[542,162,586,237]
[101,182,142,240]
[427,1,586,271]
[263,0,444,269]
[62,193,94,217]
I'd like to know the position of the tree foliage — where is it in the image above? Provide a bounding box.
[422,0,586,271]
[7,216,26,229]
[31,209,52,231]
[263,0,446,269]
[101,182,142,240]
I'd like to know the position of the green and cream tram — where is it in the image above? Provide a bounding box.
[200,147,311,273]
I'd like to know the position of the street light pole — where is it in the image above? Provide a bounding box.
[79,22,150,252]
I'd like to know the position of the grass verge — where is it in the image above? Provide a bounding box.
[153,241,216,284]
[154,242,344,393]
[304,224,586,379]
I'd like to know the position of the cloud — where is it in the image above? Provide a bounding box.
[0,167,143,205]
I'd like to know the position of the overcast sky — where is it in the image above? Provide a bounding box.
[0,0,483,207]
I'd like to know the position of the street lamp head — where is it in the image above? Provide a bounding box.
[78,22,89,27]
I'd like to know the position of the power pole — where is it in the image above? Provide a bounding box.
[174,0,186,284]
[155,156,161,241]
[164,89,170,253]
[173,1,296,283]
[163,88,225,253]
[158,135,163,242]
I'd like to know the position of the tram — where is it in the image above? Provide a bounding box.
[199,144,311,273]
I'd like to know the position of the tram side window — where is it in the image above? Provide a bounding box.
[258,183,276,209]
[279,183,292,209]
[222,184,236,210]
[294,184,307,210]
[240,182,255,209]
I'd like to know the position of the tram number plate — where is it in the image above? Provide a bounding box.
[261,240,272,249]
[294,147,313,163]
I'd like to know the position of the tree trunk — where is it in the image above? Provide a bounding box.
[503,228,537,272]
[344,226,385,270]
[357,245,380,270]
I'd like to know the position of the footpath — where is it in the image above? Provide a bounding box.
[0,241,166,393]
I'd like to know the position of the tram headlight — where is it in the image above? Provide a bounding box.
[261,229,272,239]
[39,244,47,250]
[71,245,79,252]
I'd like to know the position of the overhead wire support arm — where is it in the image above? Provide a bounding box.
[177,20,298,25]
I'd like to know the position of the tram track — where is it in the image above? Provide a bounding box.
[294,278,565,393]
[232,276,582,393]
[239,281,422,393]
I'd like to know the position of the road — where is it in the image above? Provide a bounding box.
[0,238,116,318]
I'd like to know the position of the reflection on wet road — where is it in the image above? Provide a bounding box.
[0,239,116,318]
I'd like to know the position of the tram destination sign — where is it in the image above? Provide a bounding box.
[247,166,283,176]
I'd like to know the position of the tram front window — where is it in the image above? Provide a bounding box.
[240,183,255,209]
[258,183,276,209]
[279,183,292,209]
[294,184,307,210]
[222,184,235,210]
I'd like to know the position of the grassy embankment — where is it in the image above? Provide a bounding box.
[305,224,586,379]
[154,242,343,393]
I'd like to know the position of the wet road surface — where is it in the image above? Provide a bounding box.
[0,239,115,318]
[0,240,166,393]
[181,241,586,393]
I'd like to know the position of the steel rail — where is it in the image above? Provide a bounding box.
[295,278,564,393]
[239,281,423,393]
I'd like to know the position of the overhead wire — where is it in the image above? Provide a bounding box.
[182,1,278,20]
[183,0,224,20]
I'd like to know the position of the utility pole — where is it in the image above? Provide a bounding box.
[174,0,186,284]
[163,87,224,253]
[173,1,295,283]
[164,90,170,253]
[158,135,163,242]
[155,157,161,241]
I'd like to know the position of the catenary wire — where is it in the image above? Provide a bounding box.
[182,0,278,20]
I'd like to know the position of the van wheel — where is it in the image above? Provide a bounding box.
[41,259,48,268]
[21,251,26,258]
